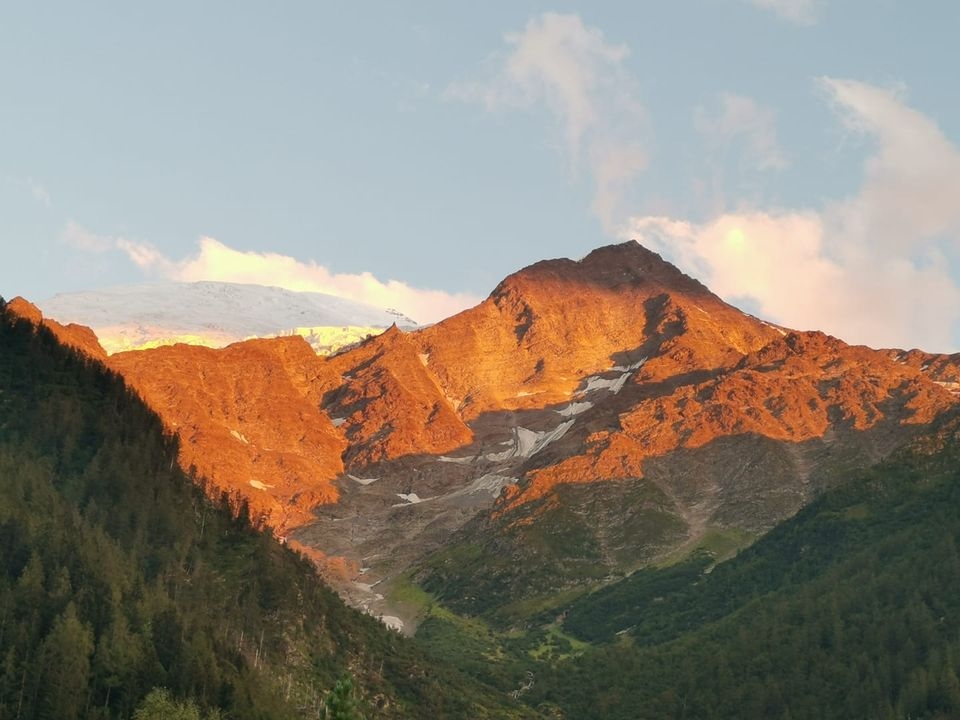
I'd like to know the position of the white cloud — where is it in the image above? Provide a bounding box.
[625,78,960,352]
[107,235,478,324]
[695,93,786,171]
[448,12,649,231]
[741,0,819,25]
[821,77,960,254]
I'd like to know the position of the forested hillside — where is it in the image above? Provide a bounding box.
[0,300,531,719]
[525,412,960,718]
[413,408,960,719]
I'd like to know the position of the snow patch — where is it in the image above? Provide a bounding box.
[418,353,430,366]
[230,429,249,444]
[761,320,788,337]
[380,615,404,632]
[331,417,347,427]
[486,421,574,461]
[557,401,593,417]
[447,474,514,499]
[392,492,434,507]
[583,372,631,394]
[437,454,474,465]
[248,480,273,491]
[348,474,379,485]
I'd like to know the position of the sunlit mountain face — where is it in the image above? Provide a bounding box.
[14,241,960,634]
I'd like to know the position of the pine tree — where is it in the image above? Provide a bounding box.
[38,602,94,719]
[325,675,364,720]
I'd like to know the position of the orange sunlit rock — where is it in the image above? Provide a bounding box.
[316,325,472,469]
[109,336,345,533]
[7,297,108,361]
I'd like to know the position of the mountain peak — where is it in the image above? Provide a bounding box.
[6,296,107,360]
[416,241,781,420]
[490,240,711,307]
[6,296,43,324]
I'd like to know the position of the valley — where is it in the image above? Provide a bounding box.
[8,240,960,718]
[23,241,960,633]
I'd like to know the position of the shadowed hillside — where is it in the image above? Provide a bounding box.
[0,299,534,719]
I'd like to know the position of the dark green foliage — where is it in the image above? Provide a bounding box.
[523,412,960,718]
[560,552,713,643]
[406,404,960,718]
[0,304,532,719]
[324,675,363,720]
[419,480,686,626]
[133,687,221,720]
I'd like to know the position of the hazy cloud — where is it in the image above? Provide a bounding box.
[6,175,53,207]
[625,78,960,352]
[695,92,787,171]
[741,0,819,25]
[26,178,52,207]
[109,235,479,324]
[449,12,649,231]
[62,220,113,252]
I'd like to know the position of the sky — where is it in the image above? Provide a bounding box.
[2,1,959,350]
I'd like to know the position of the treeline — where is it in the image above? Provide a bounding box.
[0,302,530,719]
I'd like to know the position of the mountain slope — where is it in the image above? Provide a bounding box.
[27,242,960,628]
[522,411,960,719]
[413,241,781,420]
[108,336,346,531]
[409,412,960,719]
[409,244,957,619]
[0,298,534,719]
[39,281,417,354]
[316,325,473,470]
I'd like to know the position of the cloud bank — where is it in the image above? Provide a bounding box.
[65,232,480,324]
[449,12,649,231]
[626,78,960,352]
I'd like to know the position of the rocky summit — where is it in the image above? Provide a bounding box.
[23,240,960,628]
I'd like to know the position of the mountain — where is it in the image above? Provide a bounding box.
[108,337,347,531]
[39,281,418,355]
[411,241,781,420]
[416,411,960,719]
[0,299,534,719]
[7,296,108,361]
[20,241,960,628]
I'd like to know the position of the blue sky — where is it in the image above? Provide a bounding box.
[2,1,959,350]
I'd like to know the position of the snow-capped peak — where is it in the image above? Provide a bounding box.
[39,281,419,355]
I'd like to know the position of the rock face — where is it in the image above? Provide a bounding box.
[413,242,781,420]
[108,337,346,533]
[316,326,472,469]
[14,243,960,623]
[7,297,108,361]
[517,329,953,507]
